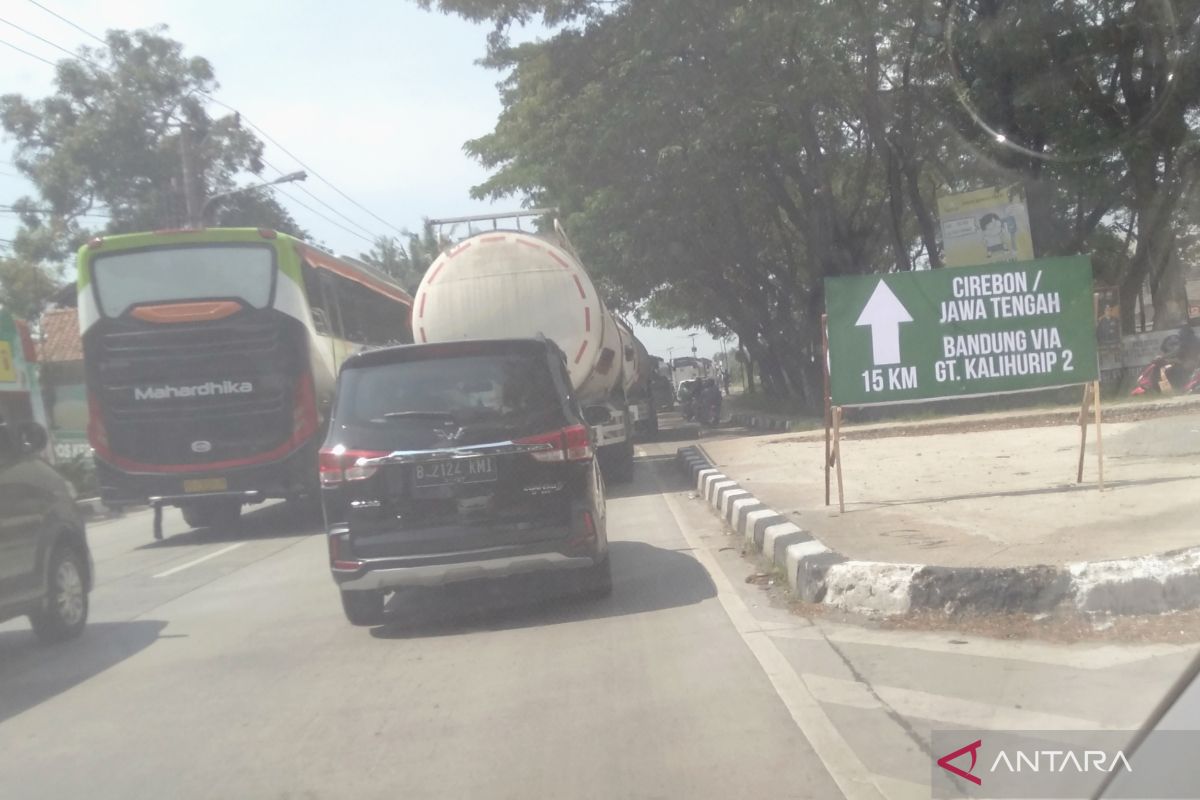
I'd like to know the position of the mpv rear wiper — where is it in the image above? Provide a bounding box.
[381,411,457,421]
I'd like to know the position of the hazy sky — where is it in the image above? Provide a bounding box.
[0,0,726,358]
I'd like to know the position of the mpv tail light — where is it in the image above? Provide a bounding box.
[318,446,389,486]
[516,424,593,463]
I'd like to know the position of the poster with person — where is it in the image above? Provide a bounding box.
[937,184,1035,267]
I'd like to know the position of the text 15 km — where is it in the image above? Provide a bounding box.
[861,366,918,392]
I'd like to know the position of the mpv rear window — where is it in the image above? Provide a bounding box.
[333,351,566,450]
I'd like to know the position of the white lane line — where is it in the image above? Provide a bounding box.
[767,624,1195,671]
[153,543,246,578]
[800,673,1127,731]
[653,461,886,800]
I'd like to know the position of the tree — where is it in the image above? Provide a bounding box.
[0,26,304,268]
[944,0,1200,328]
[0,257,61,321]
[425,0,1200,408]
[358,224,452,292]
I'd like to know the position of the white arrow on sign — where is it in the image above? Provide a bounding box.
[855,280,913,365]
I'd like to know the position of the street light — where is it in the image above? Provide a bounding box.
[200,171,307,225]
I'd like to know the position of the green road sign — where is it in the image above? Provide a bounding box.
[825,256,1098,406]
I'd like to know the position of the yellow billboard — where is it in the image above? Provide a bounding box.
[0,341,15,384]
[937,184,1035,267]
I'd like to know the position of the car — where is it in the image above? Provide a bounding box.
[0,415,93,642]
[319,337,611,626]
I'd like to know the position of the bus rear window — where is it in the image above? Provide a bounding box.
[91,245,275,317]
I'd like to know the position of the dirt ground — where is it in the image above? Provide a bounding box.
[704,408,1200,568]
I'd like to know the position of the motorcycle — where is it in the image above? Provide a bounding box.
[697,394,721,426]
[1131,357,1200,395]
[1131,327,1200,396]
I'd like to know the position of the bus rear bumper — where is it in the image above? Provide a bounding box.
[95,445,318,508]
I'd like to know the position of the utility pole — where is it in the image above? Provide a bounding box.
[179,122,202,228]
[688,332,699,357]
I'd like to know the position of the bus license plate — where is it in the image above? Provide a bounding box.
[412,457,497,488]
[183,478,228,493]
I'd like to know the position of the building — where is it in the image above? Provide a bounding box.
[0,307,47,430]
[37,306,90,462]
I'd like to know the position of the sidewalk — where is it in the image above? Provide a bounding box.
[705,411,1200,567]
[684,401,1200,615]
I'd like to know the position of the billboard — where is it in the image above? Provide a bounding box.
[825,256,1098,406]
[938,185,1035,268]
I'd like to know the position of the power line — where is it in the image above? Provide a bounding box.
[0,36,58,67]
[267,184,376,247]
[0,16,99,66]
[0,205,111,218]
[15,1,402,245]
[294,183,382,240]
[254,153,380,240]
[199,92,408,237]
[26,0,106,46]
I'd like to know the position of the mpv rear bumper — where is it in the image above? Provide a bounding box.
[333,549,596,590]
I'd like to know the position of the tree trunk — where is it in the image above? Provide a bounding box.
[1150,238,1187,329]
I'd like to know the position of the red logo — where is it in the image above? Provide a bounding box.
[938,739,983,786]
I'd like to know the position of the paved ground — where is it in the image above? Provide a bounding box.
[702,410,1200,567]
[1,433,1195,799]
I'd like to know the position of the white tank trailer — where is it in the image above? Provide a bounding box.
[414,214,657,482]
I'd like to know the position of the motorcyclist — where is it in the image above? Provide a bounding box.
[1132,325,1200,395]
[677,379,697,419]
[698,378,722,425]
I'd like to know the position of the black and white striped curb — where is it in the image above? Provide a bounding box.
[676,445,1200,616]
[728,413,797,432]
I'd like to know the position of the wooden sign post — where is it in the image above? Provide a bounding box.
[822,314,832,506]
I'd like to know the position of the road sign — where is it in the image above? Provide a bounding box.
[826,256,1098,406]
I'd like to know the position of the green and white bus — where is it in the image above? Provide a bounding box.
[78,227,413,531]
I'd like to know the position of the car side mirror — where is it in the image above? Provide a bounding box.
[582,406,612,426]
[14,422,48,456]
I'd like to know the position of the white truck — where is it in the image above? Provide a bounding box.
[415,212,652,482]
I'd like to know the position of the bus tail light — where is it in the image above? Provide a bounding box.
[292,372,319,444]
[86,389,110,457]
[257,228,278,239]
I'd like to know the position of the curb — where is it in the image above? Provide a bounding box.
[729,413,797,432]
[675,445,1200,617]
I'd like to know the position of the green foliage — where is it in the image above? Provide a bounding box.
[54,452,98,498]
[0,257,62,321]
[358,224,452,293]
[423,0,1200,410]
[0,26,303,268]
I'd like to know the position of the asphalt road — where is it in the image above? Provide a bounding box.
[1,435,1197,799]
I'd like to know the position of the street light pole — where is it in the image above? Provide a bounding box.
[200,171,307,227]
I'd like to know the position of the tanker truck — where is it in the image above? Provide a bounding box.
[414,212,648,483]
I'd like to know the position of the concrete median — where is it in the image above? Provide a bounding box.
[676,441,1200,617]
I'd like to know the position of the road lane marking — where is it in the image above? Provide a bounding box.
[651,455,887,800]
[153,543,246,578]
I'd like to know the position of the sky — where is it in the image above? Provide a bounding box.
[0,0,726,359]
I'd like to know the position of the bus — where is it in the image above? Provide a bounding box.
[77,227,413,532]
